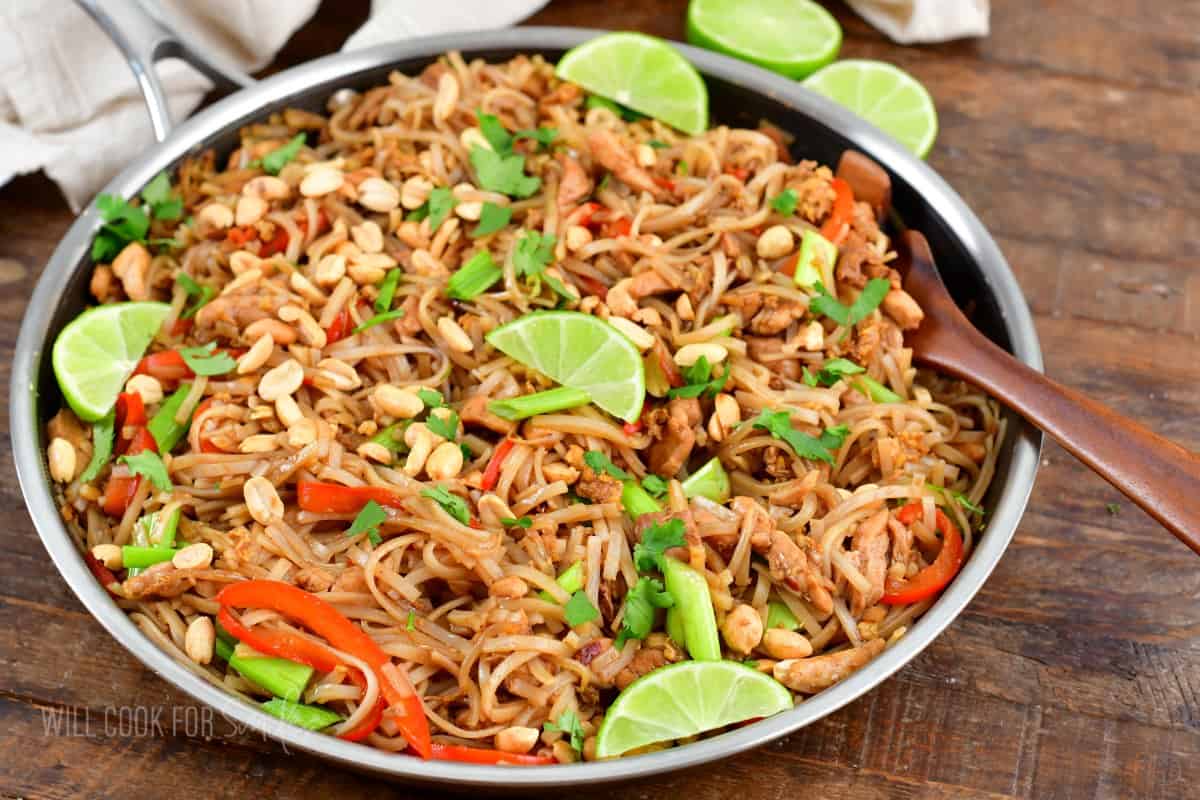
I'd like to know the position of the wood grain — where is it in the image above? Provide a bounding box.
[1,1,1198,798]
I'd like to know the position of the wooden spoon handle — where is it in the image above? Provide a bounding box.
[904,235,1200,553]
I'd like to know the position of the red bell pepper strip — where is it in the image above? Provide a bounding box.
[114,392,147,454]
[217,580,432,758]
[296,481,406,514]
[600,216,632,238]
[190,398,226,453]
[324,307,353,345]
[171,317,194,336]
[573,201,602,229]
[881,502,964,605]
[622,420,644,436]
[84,551,121,595]
[429,743,554,766]
[101,427,158,517]
[226,225,258,248]
[651,176,676,192]
[574,273,608,300]
[723,166,750,182]
[134,350,193,386]
[820,177,855,246]
[479,438,515,492]
[258,226,289,257]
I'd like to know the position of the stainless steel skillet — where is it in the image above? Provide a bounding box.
[10,0,1042,788]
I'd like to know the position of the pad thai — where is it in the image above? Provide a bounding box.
[44,50,1002,764]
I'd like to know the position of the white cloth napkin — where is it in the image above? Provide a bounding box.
[846,0,989,45]
[0,0,547,211]
[0,0,981,211]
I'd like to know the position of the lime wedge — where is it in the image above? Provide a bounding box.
[485,311,645,423]
[686,0,842,79]
[52,301,170,421]
[556,33,708,136]
[594,660,793,758]
[803,59,938,158]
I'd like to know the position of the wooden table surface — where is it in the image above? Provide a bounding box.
[2,1,1198,797]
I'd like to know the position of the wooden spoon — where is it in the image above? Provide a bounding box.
[896,229,1200,554]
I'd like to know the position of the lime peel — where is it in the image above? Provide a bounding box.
[686,0,842,79]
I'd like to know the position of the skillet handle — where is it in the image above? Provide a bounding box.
[74,0,254,142]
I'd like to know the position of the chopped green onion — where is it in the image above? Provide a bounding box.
[352,308,406,334]
[228,649,314,702]
[375,268,401,313]
[766,600,800,631]
[260,698,342,731]
[662,557,720,661]
[538,561,584,602]
[447,250,503,300]
[855,375,903,403]
[621,480,662,518]
[665,605,686,646]
[794,229,837,289]
[147,383,194,453]
[500,516,533,528]
[369,421,411,454]
[487,386,590,421]
[120,545,176,569]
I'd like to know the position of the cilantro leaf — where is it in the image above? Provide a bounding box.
[426,409,459,441]
[514,126,558,151]
[477,112,514,154]
[750,409,849,465]
[425,187,458,232]
[771,188,798,216]
[543,709,585,752]
[647,139,669,149]
[563,590,600,627]
[420,485,470,525]
[471,202,511,238]
[417,388,444,409]
[809,278,891,327]
[140,172,182,220]
[500,516,533,528]
[80,413,115,483]
[640,474,668,499]
[92,193,151,262]
[667,356,729,400]
[633,517,686,572]
[261,133,306,175]
[176,273,215,320]
[513,231,556,279]
[926,483,985,517]
[179,342,236,376]
[119,450,171,491]
[471,146,541,198]
[406,610,416,630]
[346,499,387,544]
[615,577,673,648]
[802,367,818,387]
[811,358,865,387]
[584,450,630,480]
